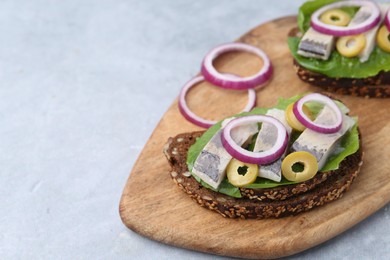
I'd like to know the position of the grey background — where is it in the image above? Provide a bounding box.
[0,0,388,259]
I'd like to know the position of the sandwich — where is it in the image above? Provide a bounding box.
[288,0,390,98]
[164,93,362,219]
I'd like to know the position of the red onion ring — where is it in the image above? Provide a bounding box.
[201,43,273,90]
[385,8,390,31]
[311,0,381,36]
[178,75,256,128]
[293,93,343,134]
[221,115,288,165]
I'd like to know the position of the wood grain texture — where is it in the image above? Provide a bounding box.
[119,16,390,259]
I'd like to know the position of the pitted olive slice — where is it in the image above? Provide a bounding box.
[320,9,351,27]
[377,25,390,53]
[336,34,366,58]
[227,158,258,187]
[282,151,318,182]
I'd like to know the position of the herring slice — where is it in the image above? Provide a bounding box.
[298,27,335,60]
[291,105,355,170]
[192,119,258,189]
[349,4,390,62]
[253,109,292,182]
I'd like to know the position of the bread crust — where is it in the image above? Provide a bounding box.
[288,28,390,98]
[163,131,363,219]
[293,61,390,98]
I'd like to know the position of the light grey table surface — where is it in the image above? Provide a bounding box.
[1,0,389,259]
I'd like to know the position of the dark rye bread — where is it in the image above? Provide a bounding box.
[164,131,358,202]
[163,131,363,219]
[288,28,390,98]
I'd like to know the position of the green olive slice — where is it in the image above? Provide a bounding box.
[281,151,318,182]
[227,158,258,187]
[320,8,351,27]
[336,34,366,58]
[377,25,390,53]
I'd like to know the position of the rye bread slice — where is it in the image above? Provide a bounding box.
[164,130,355,202]
[288,28,390,98]
[163,131,363,219]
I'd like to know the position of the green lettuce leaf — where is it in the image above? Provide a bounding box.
[291,0,390,79]
[321,118,359,171]
[186,96,359,198]
[288,37,390,78]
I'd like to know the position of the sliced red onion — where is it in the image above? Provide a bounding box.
[221,115,288,165]
[385,8,390,31]
[311,0,381,36]
[293,93,343,134]
[201,43,273,90]
[178,75,256,128]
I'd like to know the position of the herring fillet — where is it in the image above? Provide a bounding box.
[253,109,292,182]
[298,27,335,60]
[350,4,390,62]
[291,106,355,170]
[192,119,258,189]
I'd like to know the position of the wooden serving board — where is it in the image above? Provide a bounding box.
[119,16,390,259]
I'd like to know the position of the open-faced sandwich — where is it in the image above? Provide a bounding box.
[288,0,390,98]
[164,93,362,219]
